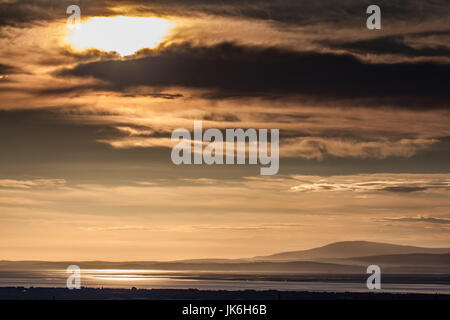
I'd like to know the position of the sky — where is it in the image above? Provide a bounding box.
[0,0,449,261]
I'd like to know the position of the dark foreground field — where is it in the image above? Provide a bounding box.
[1,287,449,300]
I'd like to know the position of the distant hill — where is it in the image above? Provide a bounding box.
[252,241,450,262]
[2,241,449,275]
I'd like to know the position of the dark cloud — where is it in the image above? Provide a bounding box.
[199,0,450,28]
[0,63,19,74]
[0,0,114,27]
[0,1,52,27]
[1,0,449,27]
[379,180,449,193]
[58,42,450,108]
[323,32,450,58]
[121,92,183,99]
[381,186,428,193]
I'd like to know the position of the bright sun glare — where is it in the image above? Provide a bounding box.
[66,16,173,56]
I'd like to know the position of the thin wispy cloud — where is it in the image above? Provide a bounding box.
[0,178,66,189]
[380,216,450,225]
[289,175,450,193]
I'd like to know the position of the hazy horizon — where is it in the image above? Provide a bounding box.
[1,240,450,263]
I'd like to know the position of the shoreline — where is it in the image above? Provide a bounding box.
[1,287,449,300]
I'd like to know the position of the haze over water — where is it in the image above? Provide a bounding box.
[1,268,449,295]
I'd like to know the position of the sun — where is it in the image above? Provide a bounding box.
[66,16,174,56]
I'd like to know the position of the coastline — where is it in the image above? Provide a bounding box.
[1,287,449,300]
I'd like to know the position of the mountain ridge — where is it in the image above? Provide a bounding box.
[252,241,450,262]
